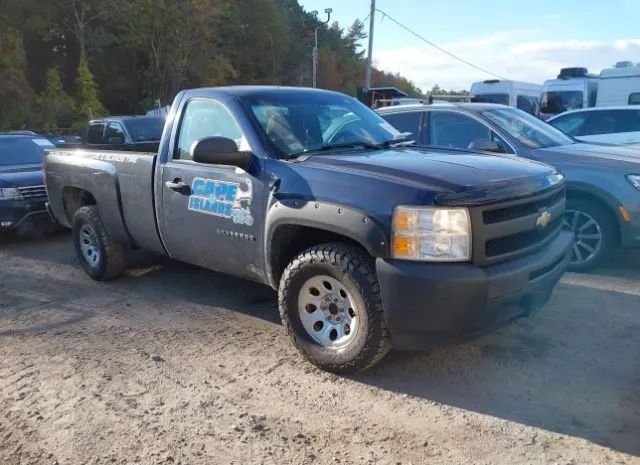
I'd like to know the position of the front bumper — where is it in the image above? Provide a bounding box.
[377,229,573,350]
[0,198,50,230]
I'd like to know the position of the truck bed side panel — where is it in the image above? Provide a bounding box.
[45,149,165,254]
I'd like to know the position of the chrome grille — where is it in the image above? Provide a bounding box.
[18,185,48,200]
[470,186,566,266]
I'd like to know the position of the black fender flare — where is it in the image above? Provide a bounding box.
[264,199,389,287]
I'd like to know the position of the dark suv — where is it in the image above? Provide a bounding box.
[378,103,640,271]
[0,134,55,232]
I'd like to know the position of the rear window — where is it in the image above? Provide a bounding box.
[0,137,44,165]
[629,93,640,105]
[126,118,164,142]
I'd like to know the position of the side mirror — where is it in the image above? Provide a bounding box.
[192,137,252,171]
[468,138,504,153]
[107,136,124,145]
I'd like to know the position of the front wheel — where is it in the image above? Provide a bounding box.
[564,199,617,272]
[72,206,127,280]
[278,243,390,373]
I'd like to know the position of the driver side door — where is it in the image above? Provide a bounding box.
[159,97,264,281]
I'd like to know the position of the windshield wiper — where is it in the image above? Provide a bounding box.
[286,137,415,160]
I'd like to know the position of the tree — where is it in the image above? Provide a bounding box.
[0,29,34,130]
[75,55,106,121]
[38,67,78,130]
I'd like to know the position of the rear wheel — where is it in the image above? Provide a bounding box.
[278,243,390,373]
[564,199,616,272]
[72,206,127,280]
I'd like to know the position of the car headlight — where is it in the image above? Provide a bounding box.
[0,188,22,199]
[391,206,472,261]
[626,174,640,191]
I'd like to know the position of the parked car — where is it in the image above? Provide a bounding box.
[597,61,640,107]
[548,106,640,145]
[45,86,572,373]
[84,116,165,152]
[378,103,640,271]
[540,67,599,120]
[0,133,55,233]
[470,79,541,115]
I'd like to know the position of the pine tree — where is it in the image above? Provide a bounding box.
[38,67,78,130]
[75,55,106,121]
[0,29,34,130]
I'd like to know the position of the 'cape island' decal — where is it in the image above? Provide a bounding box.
[188,177,254,226]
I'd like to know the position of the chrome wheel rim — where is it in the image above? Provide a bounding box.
[297,275,359,348]
[79,224,100,267]
[564,209,602,266]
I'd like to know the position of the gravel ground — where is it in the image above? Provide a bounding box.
[1,231,639,465]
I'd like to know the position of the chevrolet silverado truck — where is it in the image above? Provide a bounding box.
[45,86,573,373]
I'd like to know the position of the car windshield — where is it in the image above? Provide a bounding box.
[240,91,404,158]
[0,137,46,165]
[126,118,164,142]
[540,91,583,114]
[481,107,575,148]
[472,93,509,105]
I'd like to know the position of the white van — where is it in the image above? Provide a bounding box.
[596,61,640,107]
[539,67,599,119]
[469,79,541,115]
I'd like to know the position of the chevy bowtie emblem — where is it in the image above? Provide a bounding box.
[536,210,552,228]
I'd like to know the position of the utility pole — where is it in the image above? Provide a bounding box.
[304,8,332,88]
[365,0,376,91]
[312,27,318,88]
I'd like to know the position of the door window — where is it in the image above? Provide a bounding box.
[381,112,422,143]
[516,95,539,115]
[628,93,640,105]
[105,122,125,144]
[86,123,105,144]
[582,110,640,135]
[428,111,492,149]
[549,113,589,136]
[175,99,247,160]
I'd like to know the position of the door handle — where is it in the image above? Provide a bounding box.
[165,179,189,193]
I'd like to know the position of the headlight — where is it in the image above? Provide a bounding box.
[626,174,640,191]
[391,206,472,261]
[0,188,22,199]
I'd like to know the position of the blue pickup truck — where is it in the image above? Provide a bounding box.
[44,86,572,373]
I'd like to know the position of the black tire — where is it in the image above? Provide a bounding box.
[72,206,127,280]
[278,242,390,373]
[565,199,617,272]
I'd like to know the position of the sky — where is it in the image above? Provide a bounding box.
[298,0,640,91]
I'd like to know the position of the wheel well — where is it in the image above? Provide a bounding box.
[269,225,368,287]
[566,189,620,245]
[61,187,97,223]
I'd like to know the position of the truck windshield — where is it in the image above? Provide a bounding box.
[540,91,583,114]
[481,107,575,148]
[0,137,45,165]
[472,93,509,105]
[126,118,164,142]
[241,92,402,158]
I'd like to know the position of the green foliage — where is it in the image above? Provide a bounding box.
[0,30,34,130]
[1,0,424,130]
[37,68,79,130]
[75,55,106,121]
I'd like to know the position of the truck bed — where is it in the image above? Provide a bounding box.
[45,148,165,254]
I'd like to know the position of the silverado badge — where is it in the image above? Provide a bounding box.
[536,210,552,228]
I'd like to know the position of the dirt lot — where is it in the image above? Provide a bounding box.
[1,231,639,465]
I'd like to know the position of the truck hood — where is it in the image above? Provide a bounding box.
[301,148,560,205]
[0,164,44,188]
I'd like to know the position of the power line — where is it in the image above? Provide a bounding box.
[375,8,509,81]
